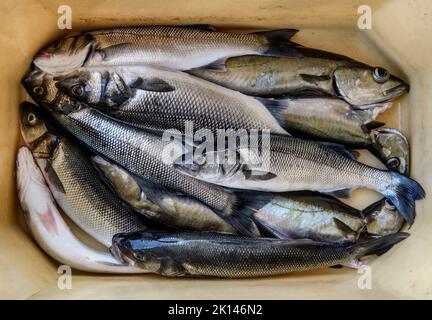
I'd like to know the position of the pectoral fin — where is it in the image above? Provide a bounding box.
[129,77,175,92]
[242,168,277,181]
[44,162,65,194]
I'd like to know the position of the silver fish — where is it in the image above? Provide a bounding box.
[110,230,409,278]
[19,102,148,247]
[254,192,365,243]
[54,65,289,134]
[363,199,404,236]
[16,146,146,274]
[33,26,301,75]
[92,155,237,234]
[21,70,264,236]
[174,133,425,225]
[188,51,409,107]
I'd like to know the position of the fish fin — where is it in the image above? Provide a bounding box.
[361,198,387,220]
[194,57,227,72]
[242,168,277,181]
[159,259,187,277]
[253,218,293,239]
[255,97,289,127]
[254,29,304,58]
[299,74,331,85]
[381,172,425,226]
[361,121,385,133]
[318,141,359,160]
[176,24,217,31]
[44,162,65,194]
[329,264,344,269]
[333,218,357,237]
[222,191,274,237]
[323,189,353,199]
[129,77,175,92]
[352,232,409,258]
[98,43,130,58]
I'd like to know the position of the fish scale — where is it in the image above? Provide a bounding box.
[52,107,238,215]
[56,66,289,134]
[111,231,408,277]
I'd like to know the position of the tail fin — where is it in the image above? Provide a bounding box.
[382,172,425,225]
[253,29,303,58]
[221,191,274,237]
[353,232,409,258]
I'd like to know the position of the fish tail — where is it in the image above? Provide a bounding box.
[381,172,425,225]
[223,191,275,237]
[352,232,409,258]
[253,29,303,58]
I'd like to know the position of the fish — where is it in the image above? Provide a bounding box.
[174,133,425,225]
[19,102,148,247]
[369,128,409,175]
[110,230,409,278]
[54,65,289,134]
[91,155,237,234]
[262,95,390,145]
[187,51,409,107]
[254,192,365,243]
[363,199,404,236]
[21,70,266,236]
[33,26,301,75]
[16,146,147,274]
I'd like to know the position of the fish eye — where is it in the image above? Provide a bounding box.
[194,154,206,166]
[373,67,390,83]
[386,157,400,169]
[384,199,396,211]
[27,113,38,126]
[33,86,45,96]
[71,85,84,97]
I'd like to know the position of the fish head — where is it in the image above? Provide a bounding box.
[363,198,404,236]
[173,148,240,183]
[333,65,409,106]
[33,35,95,75]
[371,128,409,175]
[56,69,131,108]
[19,102,60,160]
[111,231,165,272]
[22,68,85,114]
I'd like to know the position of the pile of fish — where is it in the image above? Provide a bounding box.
[17,25,425,278]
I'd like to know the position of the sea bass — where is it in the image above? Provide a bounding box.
[54,65,288,134]
[188,52,409,107]
[174,133,425,225]
[19,102,148,247]
[92,155,237,234]
[16,146,147,273]
[33,26,301,75]
[110,230,409,278]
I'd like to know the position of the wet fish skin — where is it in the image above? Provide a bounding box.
[254,192,365,243]
[264,96,391,146]
[174,133,425,225]
[16,146,147,274]
[110,230,409,278]
[33,26,300,75]
[363,199,404,236]
[19,102,148,247]
[92,155,237,234]
[55,66,289,134]
[188,51,409,106]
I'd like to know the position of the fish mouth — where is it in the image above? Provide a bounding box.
[383,83,409,98]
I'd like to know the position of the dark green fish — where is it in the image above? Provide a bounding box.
[188,51,409,107]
